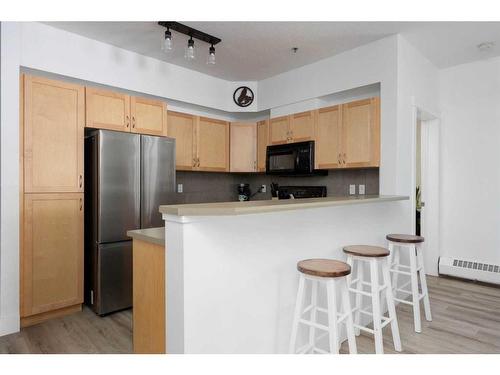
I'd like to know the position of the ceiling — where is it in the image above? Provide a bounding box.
[44,22,500,81]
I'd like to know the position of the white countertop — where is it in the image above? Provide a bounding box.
[127,227,164,246]
[159,195,409,217]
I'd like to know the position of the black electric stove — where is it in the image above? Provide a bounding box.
[277,186,327,199]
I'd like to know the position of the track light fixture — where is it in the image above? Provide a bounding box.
[185,36,195,60]
[158,22,221,64]
[163,28,172,51]
[207,44,216,65]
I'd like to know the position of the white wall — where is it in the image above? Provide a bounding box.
[0,22,21,336]
[439,57,500,264]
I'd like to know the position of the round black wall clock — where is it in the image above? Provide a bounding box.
[233,86,254,107]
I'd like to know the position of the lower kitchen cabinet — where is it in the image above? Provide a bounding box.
[230,122,257,172]
[21,193,84,326]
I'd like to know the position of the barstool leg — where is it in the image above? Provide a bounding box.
[340,277,357,354]
[289,274,306,353]
[354,259,364,336]
[390,243,400,297]
[308,280,319,352]
[326,279,340,354]
[369,258,384,354]
[382,258,402,352]
[409,245,422,333]
[416,244,432,322]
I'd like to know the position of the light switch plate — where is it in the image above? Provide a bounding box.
[349,184,356,195]
[177,183,183,193]
[261,184,267,193]
[359,184,365,195]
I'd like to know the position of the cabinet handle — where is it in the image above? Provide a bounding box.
[79,174,83,188]
[126,115,130,128]
[197,158,201,167]
[193,158,196,167]
[132,116,136,129]
[79,198,83,211]
[254,160,257,171]
[343,153,347,165]
[338,153,341,165]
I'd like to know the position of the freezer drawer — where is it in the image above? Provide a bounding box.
[94,241,133,315]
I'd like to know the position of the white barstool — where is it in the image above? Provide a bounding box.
[387,234,432,333]
[289,259,357,354]
[343,245,402,354]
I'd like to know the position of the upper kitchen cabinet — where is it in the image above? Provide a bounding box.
[341,97,380,168]
[256,119,269,172]
[269,115,290,145]
[315,105,342,169]
[130,96,168,136]
[230,122,257,172]
[269,111,315,145]
[289,111,315,142]
[167,111,197,171]
[197,117,230,172]
[85,87,131,132]
[23,75,84,193]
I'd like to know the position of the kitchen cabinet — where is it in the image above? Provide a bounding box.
[289,110,315,142]
[230,122,257,172]
[86,87,131,132]
[167,111,197,170]
[167,112,230,172]
[21,193,84,324]
[269,116,290,145]
[23,75,85,193]
[341,97,380,168]
[130,96,168,136]
[315,105,342,169]
[197,117,230,172]
[256,120,269,172]
[269,111,315,145]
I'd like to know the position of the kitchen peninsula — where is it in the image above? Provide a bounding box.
[160,195,409,353]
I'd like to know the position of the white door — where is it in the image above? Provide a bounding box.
[420,119,440,276]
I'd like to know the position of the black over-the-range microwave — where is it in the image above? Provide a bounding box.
[265,140,327,176]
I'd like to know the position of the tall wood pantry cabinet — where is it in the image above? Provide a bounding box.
[20,75,85,326]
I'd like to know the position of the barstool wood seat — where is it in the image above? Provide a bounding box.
[297,259,351,278]
[343,245,390,258]
[290,259,357,354]
[386,234,424,244]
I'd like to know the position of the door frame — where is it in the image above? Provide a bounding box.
[411,99,440,276]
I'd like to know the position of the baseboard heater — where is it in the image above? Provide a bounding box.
[438,256,500,285]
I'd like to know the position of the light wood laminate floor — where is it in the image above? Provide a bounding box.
[1,276,499,354]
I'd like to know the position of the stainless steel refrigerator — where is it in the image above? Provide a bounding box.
[84,129,175,315]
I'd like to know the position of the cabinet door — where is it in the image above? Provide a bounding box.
[24,75,84,193]
[256,120,269,172]
[269,116,290,145]
[197,117,230,172]
[342,98,380,168]
[290,111,315,142]
[22,193,84,317]
[167,111,196,170]
[86,87,131,132]
[315,106,342,169]
[230,122,257,172]
[130,96,168,136]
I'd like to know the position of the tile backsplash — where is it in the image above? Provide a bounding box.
[175,169,379,204]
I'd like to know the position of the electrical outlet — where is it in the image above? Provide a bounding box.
[358,184,365,195]
[177,183,183,193]
[349,184,356,195]
[261,184,267,193]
